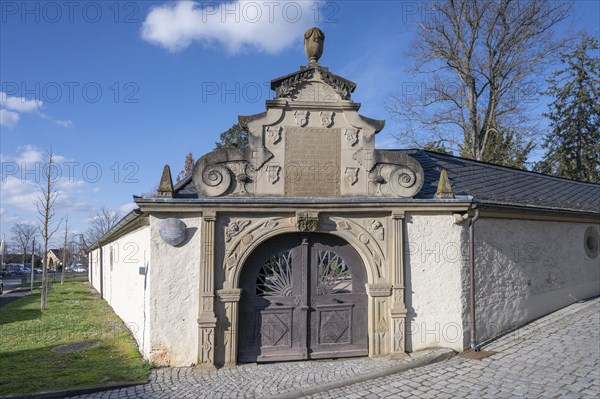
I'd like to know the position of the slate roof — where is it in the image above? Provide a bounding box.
[403,149,600,214]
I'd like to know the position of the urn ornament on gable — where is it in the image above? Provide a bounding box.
[304,27,325,64]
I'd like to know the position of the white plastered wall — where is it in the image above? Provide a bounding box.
[404,213,467,352]
[474,218,600,343]
[146,214,201,366]
[88,226,152,358]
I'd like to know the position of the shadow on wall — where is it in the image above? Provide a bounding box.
[171,227,198,248]
[403,214,417,352]
[473,220,600,344]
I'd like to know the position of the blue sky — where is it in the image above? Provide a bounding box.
[1,0,599,245]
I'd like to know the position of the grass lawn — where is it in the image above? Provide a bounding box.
[19,275,89,288]
[0,281,151,396]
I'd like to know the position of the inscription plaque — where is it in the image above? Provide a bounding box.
[159,218,187,246]
[285,127,340,197]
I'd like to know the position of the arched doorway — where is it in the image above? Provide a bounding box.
[238,233,368,363]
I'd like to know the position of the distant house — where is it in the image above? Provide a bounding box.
[47,249,65,268]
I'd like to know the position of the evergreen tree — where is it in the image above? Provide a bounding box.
[462,127,535,169]
[536,34,600,182]
[215,123,249,150]
[423,140,452,155]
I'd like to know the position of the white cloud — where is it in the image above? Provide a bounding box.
[0,91,43,113]
[0,92,71,128]
[55,119,74,128]
[0,109,20,128]
[141,0,316,54]
[118,202,138,215]
[3,145,68,165]
[15,145,44,164]
[0,207,23,225]
[40,112,73,128]
[0,176,38,212]
[0,146,138,239]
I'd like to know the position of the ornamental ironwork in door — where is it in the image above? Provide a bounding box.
[238,233,368,363]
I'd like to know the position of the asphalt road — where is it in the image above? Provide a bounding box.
[0,276,32,307]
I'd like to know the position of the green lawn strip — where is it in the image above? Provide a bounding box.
[18,275,88,288]
[0,281,151,396]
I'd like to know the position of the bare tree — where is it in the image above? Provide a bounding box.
[85,206,122,246]
[36,150,62,311]
[10,223,37,267]
[61,216,69,285]
[388,0,572,165]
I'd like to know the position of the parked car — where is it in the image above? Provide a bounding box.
[73,267,87,272]
[0,278,3,295]
[34,268,43,274]
[6,264,22,275]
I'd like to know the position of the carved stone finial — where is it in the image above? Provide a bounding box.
[158,164,174,197]
[304,27,324,65]
[435,169,454,199]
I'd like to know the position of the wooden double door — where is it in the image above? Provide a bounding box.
[238,233,368,362]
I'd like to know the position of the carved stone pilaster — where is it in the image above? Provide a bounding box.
[390,212,408,357]
[198,211,217,369]
[217,288,242,367]
[366,283,392,357]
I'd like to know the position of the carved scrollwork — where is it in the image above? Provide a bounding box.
[389,167,418,197]
[368,151,424,198]
[345,167,359,185]
[197,163,231,197]
[225,219,251,242]
[224,217,286,285]
[275,69,314,98]
[266,165,282,184]
[266,126,282,145]
[353,150,375,172]
[320,111,334,127]
[367,162,423,198]
[344,128,359,146]
[369,219,384,241]
[336,220,351,230]
[331,217,387,280]
[320,70,353,100]
[294,110,309,127]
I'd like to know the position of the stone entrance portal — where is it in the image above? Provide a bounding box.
[238,233,368,362]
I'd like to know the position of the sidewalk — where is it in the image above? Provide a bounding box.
[310,297,600,398]
[0,287,32,307]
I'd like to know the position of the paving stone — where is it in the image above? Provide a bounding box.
[71,298,599,399]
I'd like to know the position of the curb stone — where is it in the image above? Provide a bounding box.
[261,348,456,399]
[0,380,148,399]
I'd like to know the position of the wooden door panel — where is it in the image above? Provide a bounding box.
[259,307,294,348]
[238,233,367,363]
[316,304,353,344]
[308,237,368,358]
